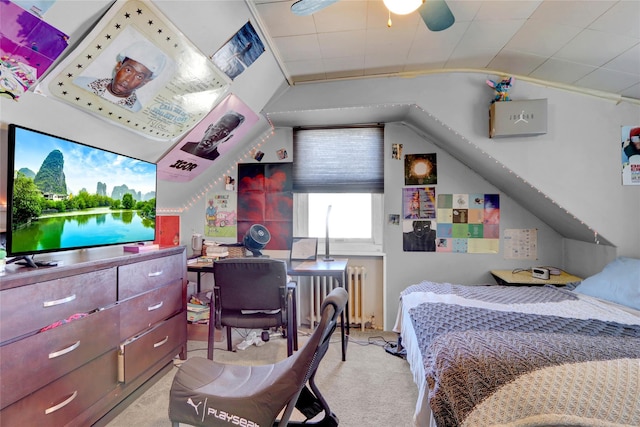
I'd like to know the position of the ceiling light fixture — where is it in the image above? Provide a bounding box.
[383,0,423,15]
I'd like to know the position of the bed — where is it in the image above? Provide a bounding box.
[396,257,640,427]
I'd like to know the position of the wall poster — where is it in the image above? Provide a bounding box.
[237,163,293,250]
[37,0,229,141]
[404,153,437,185]
[210,21,265,81]
[205,192,237,238]
[403,187,436,219]
[157,93,260,182]
[1,0,68,100]
[503,228,537,260]
[431,193,500,254]
[622,125,640,185]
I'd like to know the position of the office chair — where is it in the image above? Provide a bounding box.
[208,258,297,359]
[169,287,348,427]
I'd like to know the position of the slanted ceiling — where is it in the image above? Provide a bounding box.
[2,1,612,247]
[266,104,610,246]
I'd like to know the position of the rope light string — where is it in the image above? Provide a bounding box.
[156,126,275,213]
[160,103,599,244]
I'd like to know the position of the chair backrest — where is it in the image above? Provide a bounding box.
[213,258,287,311]
[274,286,348,424]
[302,286,348,375]
[283,286,348,383]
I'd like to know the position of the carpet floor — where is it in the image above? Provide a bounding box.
[105,329,419,427]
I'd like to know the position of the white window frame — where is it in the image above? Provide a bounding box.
[293,193,384,255]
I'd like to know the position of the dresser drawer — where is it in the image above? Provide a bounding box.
[0,350,118,426]
[118,253,184,299]
[0,306,119,410]
[0,268,117,343]
[118,312,186,383]
[118,281,183,340]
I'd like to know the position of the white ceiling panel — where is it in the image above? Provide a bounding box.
[249,0,638,103]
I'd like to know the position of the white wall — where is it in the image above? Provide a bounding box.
[264,72,640,258]
[3,69,638,331]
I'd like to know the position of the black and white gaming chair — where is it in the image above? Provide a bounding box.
[168,287,348,427]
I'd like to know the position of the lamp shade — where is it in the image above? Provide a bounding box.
[243,224,271,257]
[383,0,422,15]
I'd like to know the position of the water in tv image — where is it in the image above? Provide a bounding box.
[8,125,157,256]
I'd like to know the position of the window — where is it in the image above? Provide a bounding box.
[291,126,384,254]
[292,126,383,193]
[294,193,383,254]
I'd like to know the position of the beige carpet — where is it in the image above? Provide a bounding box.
[106,329,419,427]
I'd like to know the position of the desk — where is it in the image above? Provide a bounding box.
[187,261,214,293]
[288,258,349,361]
[491,269,582,286]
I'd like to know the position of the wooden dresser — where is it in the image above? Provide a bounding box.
[0,245,187,426]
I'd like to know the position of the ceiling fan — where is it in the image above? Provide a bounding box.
[291,0,455,32]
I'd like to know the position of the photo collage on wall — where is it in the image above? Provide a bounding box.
[434,193,500,253]
[400,151,500,253]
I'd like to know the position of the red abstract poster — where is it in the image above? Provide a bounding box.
[237,163,292,250]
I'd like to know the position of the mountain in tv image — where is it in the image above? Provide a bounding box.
[18,150,156,202]
[10,145,157,255]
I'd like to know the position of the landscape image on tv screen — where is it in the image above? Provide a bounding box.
[7,124,157,256]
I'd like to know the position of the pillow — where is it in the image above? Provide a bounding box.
[573,257,640,310]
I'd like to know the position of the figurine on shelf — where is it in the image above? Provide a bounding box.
[486,76,513,103]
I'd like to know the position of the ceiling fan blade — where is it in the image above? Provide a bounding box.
[291,0,340,16]
[419,0,455,32]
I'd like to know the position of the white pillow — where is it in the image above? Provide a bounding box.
[573,257,640,310]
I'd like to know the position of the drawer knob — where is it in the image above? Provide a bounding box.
[49,340,81,359]
[45,390,78,414]
[43,294,76,307]
[148,270,163,277]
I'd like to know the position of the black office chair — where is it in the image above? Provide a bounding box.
[169,287,348,427]
[207,258,297,359]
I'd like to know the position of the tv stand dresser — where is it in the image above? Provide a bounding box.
[0,246,187,426]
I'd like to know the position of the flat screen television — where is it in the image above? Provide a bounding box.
[6,124,157,266]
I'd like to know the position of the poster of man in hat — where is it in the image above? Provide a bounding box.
[73,39,167,112]
[37,0,228,141]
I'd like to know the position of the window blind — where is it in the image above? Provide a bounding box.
[292,126,384,193]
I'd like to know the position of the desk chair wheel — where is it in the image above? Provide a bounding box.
[261,330,270,342]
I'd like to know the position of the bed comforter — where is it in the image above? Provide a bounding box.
[399,282,640,427]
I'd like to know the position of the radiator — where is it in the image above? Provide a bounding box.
[309,266,366,331]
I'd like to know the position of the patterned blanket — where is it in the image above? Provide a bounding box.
[400,282,640,427]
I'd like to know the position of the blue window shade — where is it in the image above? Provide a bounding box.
[293,126,384,193]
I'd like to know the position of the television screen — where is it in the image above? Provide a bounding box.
[6,124,157,259]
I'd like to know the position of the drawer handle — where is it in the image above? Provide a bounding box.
[43,294,76,307]
[147,301,164,311]
[45,390,78,415]
[153,336,169,348]
[148,270,163,277]
[49,341,81,359]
